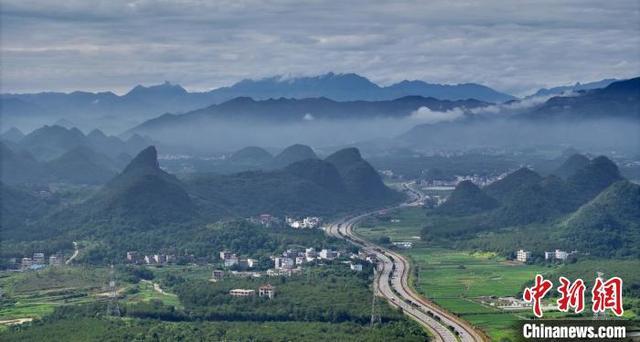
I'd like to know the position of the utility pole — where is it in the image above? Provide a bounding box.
[106,264,120,317]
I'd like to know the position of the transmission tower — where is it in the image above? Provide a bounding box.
[370,267,381,327]
[106,264,121,317]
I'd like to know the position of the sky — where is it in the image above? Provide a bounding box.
[1,0,639,96]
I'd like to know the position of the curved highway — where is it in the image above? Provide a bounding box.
[326,182,486,342]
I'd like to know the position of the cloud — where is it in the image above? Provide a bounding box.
[410,106,466,124]
[303,113,315,121]
[1,0,639,94]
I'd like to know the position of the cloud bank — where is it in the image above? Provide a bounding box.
[1,0,639,95]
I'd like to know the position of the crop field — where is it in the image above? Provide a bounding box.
[355,208,556,340]
[357,207,426,242]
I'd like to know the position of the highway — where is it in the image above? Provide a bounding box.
[326,182,486,342]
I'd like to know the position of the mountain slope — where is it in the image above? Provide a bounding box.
[437,180,498,215]
[324,148,394,201]
[270,144,318,168]
[229,146,273,164]
[46,146,117,184]
[562,181,640,257]
[552,154,590,179]
[484,168,543,202]
[567,156,622,202]
[76,146,197,230]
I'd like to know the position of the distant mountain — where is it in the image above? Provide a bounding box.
[271,144,318,168]
[484,168,543,202]
[563,180,640,257]
[45,146,117,184]
[285,159,346,193]
[567,156,623,202]
[14,125,152,162]
[228,146,273,164]
[185,147,398,218]
[437,180,498,215]
[78,146,197,230]
[521,77,640,120]
[131,95,488,136]
[528,78,619,98]
[212,73,515,102]
[1,127,25,142]
[492,175,576,225]
[2,73,511,133]
[0,142,47,184]
[20,125,87,160]
[324,148,394,201]
[552,154,590,179]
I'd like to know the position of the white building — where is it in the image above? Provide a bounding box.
[305,248,317,262]
[259,284,275,299]
[350,263,363,272]
[544,251,554,260]
[220,251,234,260]
[274,257,295,270]
[229,289,255,297]
[32,253,45,265]
[246,258,257,268]
[319,249,338,260]
[555,249,568,260]
[224,256,239,267]
[516,249,531,263]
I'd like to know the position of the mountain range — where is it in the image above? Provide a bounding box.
[4,144,399,246]
[0,73,515,133]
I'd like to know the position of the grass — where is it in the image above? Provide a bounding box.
[358,207,426,242]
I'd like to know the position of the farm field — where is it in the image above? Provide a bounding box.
[356,207,556,340]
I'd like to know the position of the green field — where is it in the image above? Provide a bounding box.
[407,247,549,340]
[358,208,426,242]
[356,207,555,340]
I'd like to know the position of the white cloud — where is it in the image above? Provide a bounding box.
[1,0,639,94]
[410,107,466,124]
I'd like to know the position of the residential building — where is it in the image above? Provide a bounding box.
[211,270,224,282]
[32,253,45,265]
[21,257,33,268]
[544,251,554,260]
[516,249,531,263]
[295,256,305,265]
[555,249,568,260]
[49,255,63,266]
[220,251,234,260]
[224,256,239,267]
[246,258,257,268]
[274,257,294,270]
[229,289,255,297]
[319,249,337,260]
[350,263,363,272]
[259,284,275,299]
[305,248,317,262]
[126,251,139,263]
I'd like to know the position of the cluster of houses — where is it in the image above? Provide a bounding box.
[285,216,321,229]
[248,214,322,229]
[126,251,177,265]
[9,252,64,270]
[419,173,507,189]
[516,249,576,263]
[219,251,257,269]
[229,284,276,299]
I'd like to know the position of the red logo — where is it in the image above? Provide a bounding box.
[523,274,624,318]
[523,274,553,318]
[592,277,624,317]
[557,276,585,313]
